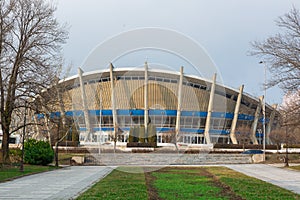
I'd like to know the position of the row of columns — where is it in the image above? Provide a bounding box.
[77,65,277,145]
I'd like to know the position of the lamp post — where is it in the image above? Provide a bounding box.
[259,61,266,162]
[20,101,27,172]
[284,114,289,167]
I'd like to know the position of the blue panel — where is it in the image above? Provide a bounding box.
[149,109,177,116]
[209,129,229,135]
[156,127,175,132]
[238,114,254,121]
[211,112,223,118]
[102,110,112,116]
[181,111,235,118]
[79,127,87,131]
[194,111,207,117]
[181,111,192,116]
[117,110,131,115]
[70,110,84,117]
[255,133,264,137]
[164,110,177,116]
[180,128,204,133]
[65,111,73,117]
[88,110,99,116]
[50,112,60,118]
[197,129,205,133]
[181,111,207,117]
[224,113,234,119]
[37,113,44,119]
[93,127,114,131]
[259,118,270,123]
[129,109,144,116]
[119,127,130,131]
[212,112,227,118]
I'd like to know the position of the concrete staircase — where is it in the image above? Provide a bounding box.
[84,153,252,166]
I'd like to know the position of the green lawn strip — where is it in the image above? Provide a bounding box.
[288,165,300,171]
[0,165,56,182]
[76,166,148,200]
[151,167,231,200]
[207,167,300,200]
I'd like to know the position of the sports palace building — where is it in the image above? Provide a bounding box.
[56,63,278,146]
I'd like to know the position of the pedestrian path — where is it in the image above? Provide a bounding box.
[0,166,115,199]
[225,164,300,194]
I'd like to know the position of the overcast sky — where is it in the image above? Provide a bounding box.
[55,0,300,105]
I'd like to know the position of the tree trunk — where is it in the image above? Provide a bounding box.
[55,142,58,167]
[1,130,10,164]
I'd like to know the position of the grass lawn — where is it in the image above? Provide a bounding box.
[0,165,56,182]
[207,167,300,200]
[289,165,300,171]
[149,167,236,200]
[77,166,300,200]
[77,166,148,200]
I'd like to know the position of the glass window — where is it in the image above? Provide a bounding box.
[180,117,185,127]
[212,118,219,129]
[124,116,132,126]
[185,117,192,127]
[169,116,176,127]
[117,116,125,127]
[200,118,206,128]
[77,116,85,126]
[89,116,97,127]
[162,116,168,127]
[225,119,232,129]
[153,116,161,126]
[192,117,199,128]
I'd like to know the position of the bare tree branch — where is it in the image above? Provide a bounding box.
[250,7,300,92]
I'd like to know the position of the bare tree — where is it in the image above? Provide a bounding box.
[0,0,68,164]
[281,91,300,134]
[161,130,177,146]
[236,125,251,152]
[269,128,285,153]
[250,7,300,152]
[33,70,79,167]
[250,7,300,92]
[272,106,300,166]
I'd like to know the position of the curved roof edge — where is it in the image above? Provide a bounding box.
[59,67,275,111]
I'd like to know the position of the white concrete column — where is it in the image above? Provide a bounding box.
[230,85,244,144]
[250,96,263,144]
[110,63,118,147]
[144,62,149,142]
[204,73,217,144]
[266,104,277,144]
[175,66,184,146]
[78,68,91,141]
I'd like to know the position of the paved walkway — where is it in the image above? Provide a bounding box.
[225,164,300,194]
[0,166,115,199]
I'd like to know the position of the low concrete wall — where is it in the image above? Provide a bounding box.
[252,154,264,163]
[84,153,252,165]
[71,156,85,164]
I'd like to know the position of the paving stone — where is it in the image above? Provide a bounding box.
[0,166,115,200]
[225,164,300,194]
